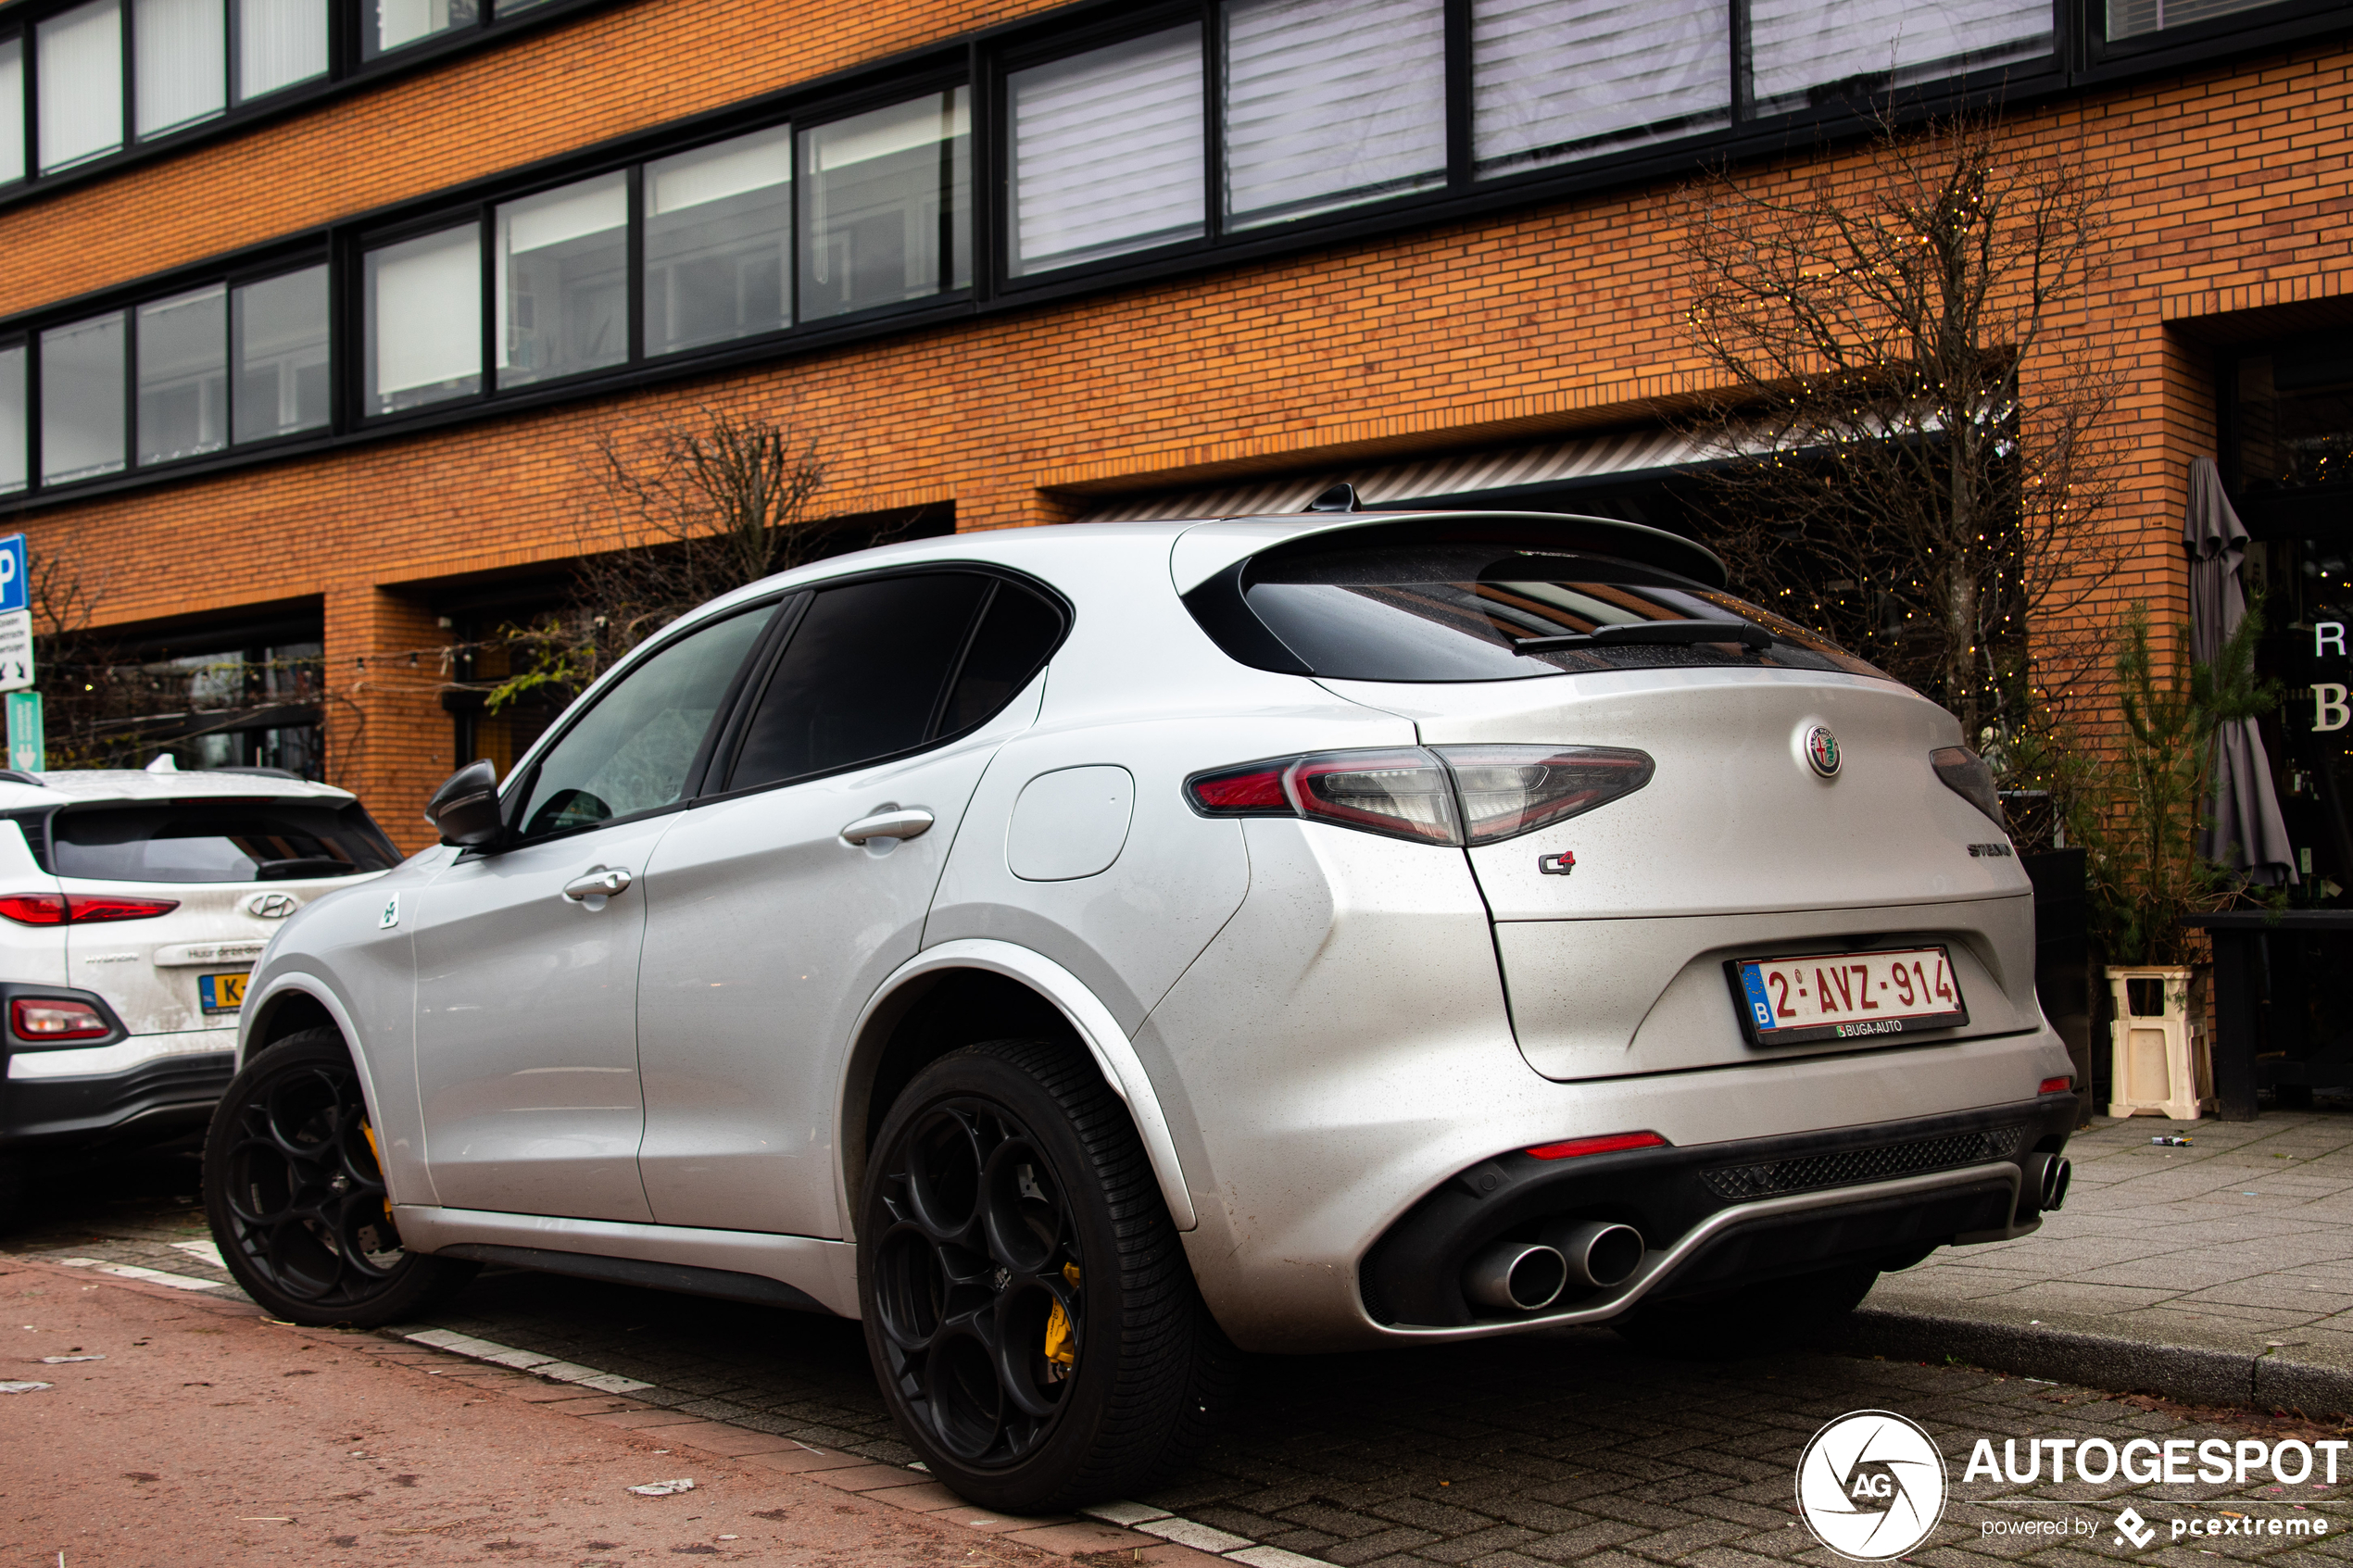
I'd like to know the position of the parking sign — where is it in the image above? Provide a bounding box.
[0,536,26,616]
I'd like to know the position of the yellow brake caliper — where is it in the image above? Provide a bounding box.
[1042,1263,1081,1378]
[359,1123,395,1223]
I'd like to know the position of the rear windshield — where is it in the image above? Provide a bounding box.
[1226,546,1888,683]
[48,801,401,884]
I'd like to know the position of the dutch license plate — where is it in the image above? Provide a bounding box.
[199,972,248,1014]
[1727,946,1968,1046]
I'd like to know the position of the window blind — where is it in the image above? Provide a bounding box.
[41,313,128,484]
[0,40,23,185]
[37,0,124,174]
[1749,0,2051,113]
[1010,26,1203,277]
[135,0,227,140]
[236,0,326,101]
[651,126,792,218]
[371,0,475,58]
[1225,0,1444,231]
[0,346,24,495]
[1472,0,1728,178]
[367,226,482,411]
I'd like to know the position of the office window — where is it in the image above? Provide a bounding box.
[0,38,23,185]
[1750,0,2050,113]
[366,0,479,59]
[497,173,626,387]
[2108,0,2275,34]
[646,126,792,356]
[135,0,227,139]
[235,0,326,100]
[233,265,330,443]
[0,346,23,495]
[1473,0,1728,177]
[366,224,483,414]
[1224,0,1444,231]
[41,313,128,484]
[38,0,124,173]
[136,285,228,465]
[798,88,971,320]
[1009,29,1202,277]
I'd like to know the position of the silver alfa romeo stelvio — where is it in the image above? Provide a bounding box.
[207,507,2078,1510]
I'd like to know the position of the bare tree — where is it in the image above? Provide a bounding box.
[487,407,831,710]
[1678,108,2125,740]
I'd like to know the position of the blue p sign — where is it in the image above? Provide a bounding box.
[0,536,26,616]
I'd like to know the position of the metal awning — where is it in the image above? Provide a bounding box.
[1070,425,1718,524]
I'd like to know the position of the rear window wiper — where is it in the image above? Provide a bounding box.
[1512,621,1774,655]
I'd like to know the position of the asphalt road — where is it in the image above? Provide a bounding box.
[12,1137,2353,1568]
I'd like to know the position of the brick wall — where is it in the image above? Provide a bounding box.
[12,8,2353,841]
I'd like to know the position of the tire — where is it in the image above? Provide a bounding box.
[203,1027,476,1326]
[1612,1262,1880,1361]
[858,1038,1232,1513]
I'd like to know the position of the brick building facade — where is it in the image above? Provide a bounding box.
[1,0,2349,856]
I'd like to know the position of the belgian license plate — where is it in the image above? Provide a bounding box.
[199,972,248,1014]
[1727,947,1968,1046]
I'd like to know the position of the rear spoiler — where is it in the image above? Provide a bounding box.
[1168,509,1727,595]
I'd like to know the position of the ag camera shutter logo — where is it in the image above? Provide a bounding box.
[1796,1410,1948,1560]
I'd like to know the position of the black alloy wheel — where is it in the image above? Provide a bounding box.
[860,1038,1231,1513]
[203,1027,475,1325]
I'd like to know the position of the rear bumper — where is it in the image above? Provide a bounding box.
[0,1031,233,1153]
[1359,1094,2077,1336]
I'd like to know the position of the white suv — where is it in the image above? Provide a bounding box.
[0,765,398,1204]
[208,509,2078,1511]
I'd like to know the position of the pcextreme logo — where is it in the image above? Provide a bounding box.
[1796,1411,1947,1561]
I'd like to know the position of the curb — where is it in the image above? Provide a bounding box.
[1840,1305,2353,1418]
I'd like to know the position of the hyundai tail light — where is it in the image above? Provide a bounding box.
[0,893,179,926]
[11,997,110,1041]
[1186,745,1653,847]
[2039,1075,2072,1095]
[1525,1131,1669,1160]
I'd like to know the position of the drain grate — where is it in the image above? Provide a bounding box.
[1702,1124,2026,1201]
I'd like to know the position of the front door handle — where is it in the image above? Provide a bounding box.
[840,808,935,845]
[562,866,634,901]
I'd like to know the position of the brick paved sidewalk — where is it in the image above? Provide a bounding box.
[1856,1110,2353,1412]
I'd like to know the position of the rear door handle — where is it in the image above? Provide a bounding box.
[840,808,935,845]
[562,866,634,901]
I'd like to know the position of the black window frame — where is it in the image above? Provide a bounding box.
[690,562,1072,809]
[0,0,623,206]
[6,0,2353,507]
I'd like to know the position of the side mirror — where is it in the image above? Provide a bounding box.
[424,759,505,848]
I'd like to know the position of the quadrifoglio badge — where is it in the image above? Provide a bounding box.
[1796,1410,2339,1560]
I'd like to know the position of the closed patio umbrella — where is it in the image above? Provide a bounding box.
[2186,456,2297,884]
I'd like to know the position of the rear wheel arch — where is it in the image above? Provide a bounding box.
[247,986,340,1055]
[839,945,1195,1236]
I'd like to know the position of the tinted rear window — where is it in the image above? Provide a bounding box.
[1224,546,1887,683]
[50,802,401,884]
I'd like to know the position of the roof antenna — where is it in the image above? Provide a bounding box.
[1304,482,1363,514]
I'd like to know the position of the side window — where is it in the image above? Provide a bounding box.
[515,605,774,839]
[724,572,1063,792]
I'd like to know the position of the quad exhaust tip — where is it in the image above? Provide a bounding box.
[1463,1222,1645,1313]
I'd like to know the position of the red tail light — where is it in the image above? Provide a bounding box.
[2039,1075,2072,1095]
[1186,746,1653,847]
[12,997,111,1041]
[1525,1131,1669,1160]
[0,894,67,925]
[0,893,180,926]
